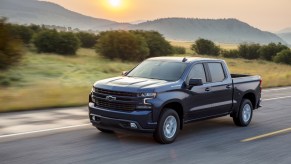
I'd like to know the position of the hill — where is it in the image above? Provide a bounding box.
[278,27,291,33]
[0,0,287,44]
[0,0,117,30]
[277,33,291,45]
[127,18,286,44]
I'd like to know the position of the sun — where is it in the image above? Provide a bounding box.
[108,0,121,7]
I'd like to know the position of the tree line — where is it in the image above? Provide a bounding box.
[1,17,291,71]
[0,18,185,69]
[192,38,291,65]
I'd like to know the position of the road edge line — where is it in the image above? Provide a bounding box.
[0,123,91,139]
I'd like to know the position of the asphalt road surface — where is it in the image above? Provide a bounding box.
[1,87,291,164]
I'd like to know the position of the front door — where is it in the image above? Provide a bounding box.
[185,63,214,120]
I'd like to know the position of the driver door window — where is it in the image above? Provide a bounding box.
[188,63,207,84]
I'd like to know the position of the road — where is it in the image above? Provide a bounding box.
[1,87,291,164]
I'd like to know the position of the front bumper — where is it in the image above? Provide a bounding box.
[88,103,157,133]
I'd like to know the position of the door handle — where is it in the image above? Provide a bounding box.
[205,87,211,92]
[226,85,231,89]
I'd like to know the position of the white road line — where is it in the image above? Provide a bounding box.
[263,96,291,101]
[263,87,291,92]
[0,123,91,139]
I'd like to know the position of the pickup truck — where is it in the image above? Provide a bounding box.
[89,57,262,144]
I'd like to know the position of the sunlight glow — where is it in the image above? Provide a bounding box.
[108,0,121,7]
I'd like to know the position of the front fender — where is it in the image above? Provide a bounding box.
[147,90,188,122]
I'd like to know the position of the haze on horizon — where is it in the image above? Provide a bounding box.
[45,0,290,32]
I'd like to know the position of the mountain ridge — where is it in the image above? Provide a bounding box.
[0,0,287,44]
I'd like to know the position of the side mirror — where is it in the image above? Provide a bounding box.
[122,71,128,76]
[189,78,203,86]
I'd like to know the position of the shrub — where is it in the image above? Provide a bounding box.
[76,32,97,48]
[172,46,186,54]
[259,43,289,61]
[191,38,220,56]
[8,24,34,45]
[130,30,173,57]
[221,49,239,58]
[96,31,149,61]
[0,18,24,70]
[273,49,291,65]
[33,30,59,53]
[33,30,80,55]
[57,32,80,55]
[238,43,261,59]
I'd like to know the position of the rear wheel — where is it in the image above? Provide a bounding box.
[97,127,114,133]
[154,109,180,144]
[233,99,253,127]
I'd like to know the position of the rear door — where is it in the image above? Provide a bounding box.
[205,62,233,115]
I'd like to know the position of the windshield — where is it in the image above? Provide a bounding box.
[127,60,188,81]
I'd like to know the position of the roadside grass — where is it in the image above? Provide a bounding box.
[1,46,291,112]
[0,48,136,112]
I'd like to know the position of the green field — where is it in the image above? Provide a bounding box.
[1,46,291,112]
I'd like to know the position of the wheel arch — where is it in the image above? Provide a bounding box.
[242,92,256,109]
[232,91,256,118]
[161,101,184,129]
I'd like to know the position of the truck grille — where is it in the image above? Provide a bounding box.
[95,99,136,111]
[95,88,137,97]
[93,88,137,111]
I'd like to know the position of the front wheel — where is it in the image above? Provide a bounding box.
[233,99,253,127]
[154,109,180,144]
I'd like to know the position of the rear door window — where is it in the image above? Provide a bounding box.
[208,63,226,82]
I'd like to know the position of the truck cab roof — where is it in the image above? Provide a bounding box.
[147,56,223,63]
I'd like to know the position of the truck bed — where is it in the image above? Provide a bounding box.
[231,74,261,84]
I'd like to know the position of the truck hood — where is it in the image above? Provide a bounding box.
[93,76,170,93]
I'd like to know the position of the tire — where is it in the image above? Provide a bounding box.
[154,108,180,144]
[97,127,114,133]
[233,99,253,127]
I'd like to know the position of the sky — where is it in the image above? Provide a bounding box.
[45,0,291,32]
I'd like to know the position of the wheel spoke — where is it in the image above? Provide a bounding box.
[242,104,251,123]
[163,116,177,139]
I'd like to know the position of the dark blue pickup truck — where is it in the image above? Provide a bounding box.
[89,57,262,144]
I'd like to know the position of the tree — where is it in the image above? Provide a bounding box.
[76,32,98,48]
[130,30,173,57]
[33,30,80,55]
[0,18,23,70]
[96,31,149,61]
[238,43,261,59]
[220,49,239,58]
[57,32,80,55]
[258,43,289,61]
[8,24,34,45]
[172,46,186,54]
[191,38,220,56]
[33,30,59,53]
[273,49,291,65]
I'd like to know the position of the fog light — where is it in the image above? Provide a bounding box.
[92,115,95,121]
[130,123,138,129]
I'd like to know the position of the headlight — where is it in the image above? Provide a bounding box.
[92,87,96,92]
[138,92,157,98]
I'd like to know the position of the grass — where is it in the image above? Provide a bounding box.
[0,48,136,112]
[1,45,291,112]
